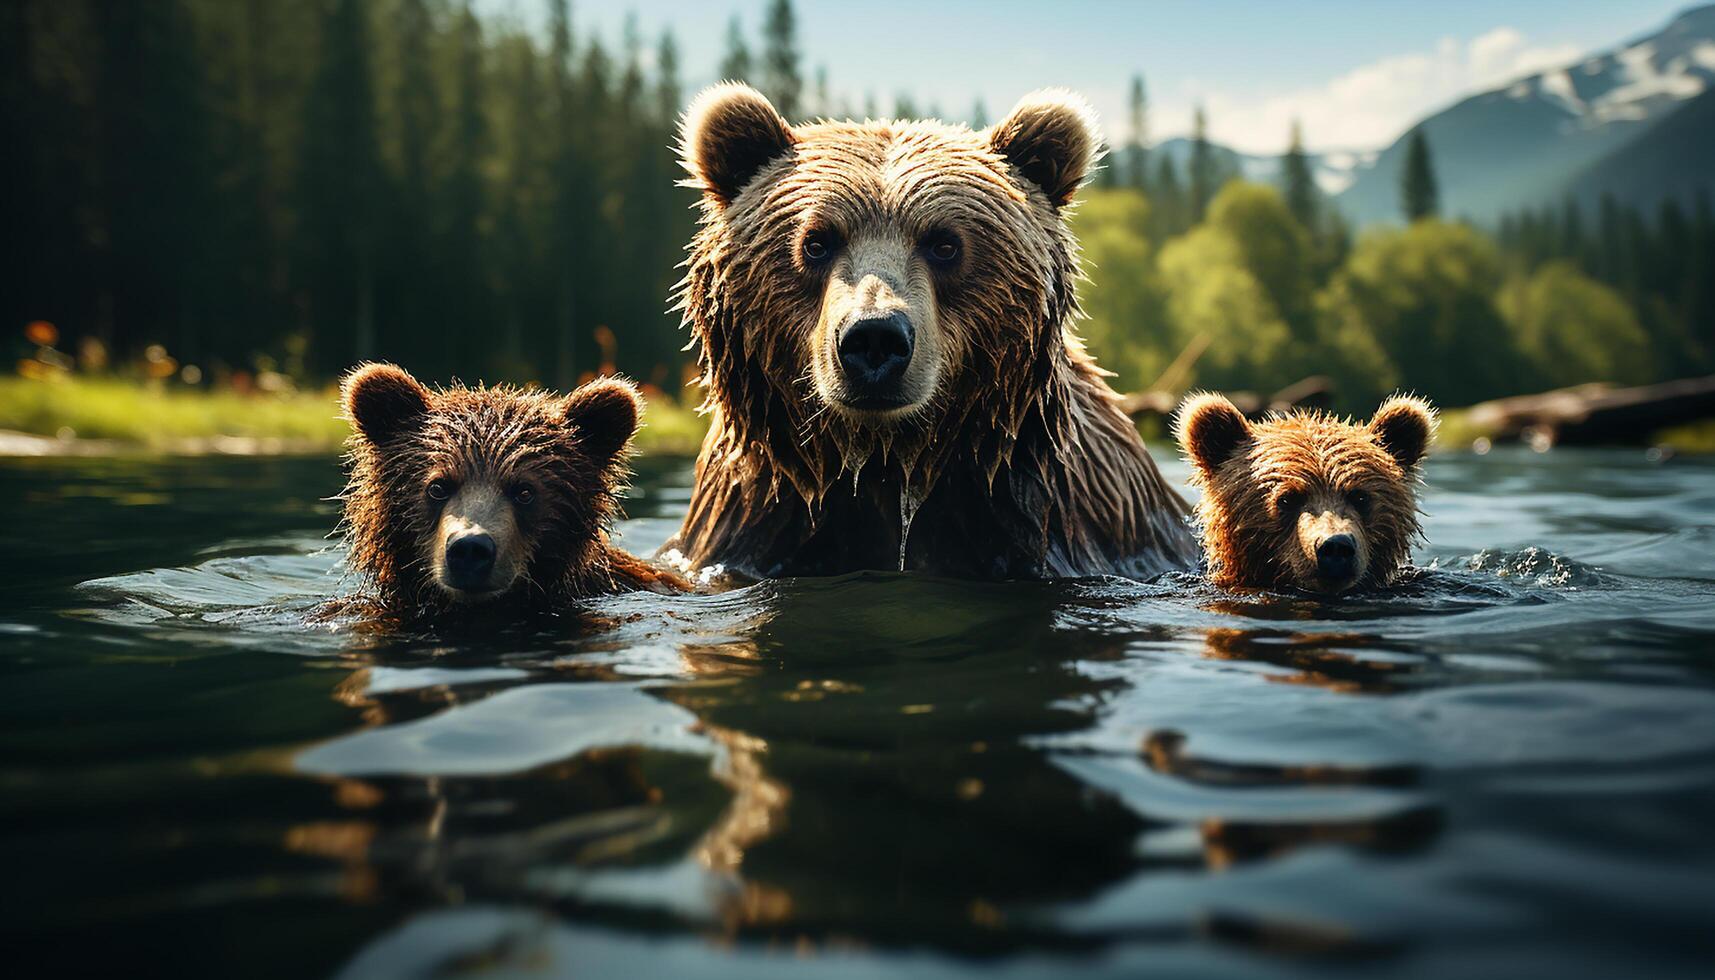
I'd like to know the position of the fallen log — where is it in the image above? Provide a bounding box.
[1463,374,1715,446]
[1120,376,1334,422]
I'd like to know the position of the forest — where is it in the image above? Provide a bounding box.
[3,0,1711,419]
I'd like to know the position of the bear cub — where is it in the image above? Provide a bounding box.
[1176,393,1438,595]
[338,363,686,618]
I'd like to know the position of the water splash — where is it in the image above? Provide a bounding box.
[898,483,925,572]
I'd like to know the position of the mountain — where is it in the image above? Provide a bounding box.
[1149,137,1373,197]
[1334,4,1715,225]
[1562,84,1715,211]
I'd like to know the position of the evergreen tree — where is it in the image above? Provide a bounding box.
[297,0,384,373]
[657,31,682,124]
[719,16,751,83]
[1189,105,1214,224]
[1152,155,1186,240]
[1688,192,1715,365]
[813,65,830,118]
[385,0,439,368]
[1125,74,1148,190]
[1280,119,1317,233]
[761,0,801,119]
[439,4,488,372]
[970,98,989,129]
[1400,127,1439,222]
[547,0,581,385]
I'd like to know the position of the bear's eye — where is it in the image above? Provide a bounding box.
[1275,489,1305,517]
[1347,489,1372,513]
[923,232,961,265]
[510,484,535,507]
[426,478,454,501]
[802,230,838,265]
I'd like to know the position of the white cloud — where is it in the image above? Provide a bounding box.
[1147,27,1585,154]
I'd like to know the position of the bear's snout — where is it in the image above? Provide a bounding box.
[1315,533,1358,585]
[444,532,497,591]
[837,312,914,400]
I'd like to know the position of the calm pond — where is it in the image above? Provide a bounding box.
[3,449,1714,979]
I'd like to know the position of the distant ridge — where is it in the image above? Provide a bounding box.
[1332,4,1715,225]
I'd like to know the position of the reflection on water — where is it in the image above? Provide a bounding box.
[2,450,1715,978]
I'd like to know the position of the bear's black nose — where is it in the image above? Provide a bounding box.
[838,312,914,395]
[1316,533,1357,583]
[444,532,496,590]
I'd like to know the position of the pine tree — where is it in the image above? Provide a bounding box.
[812,64,829,118]
[1152,155,1185,240]
[1400,127,1438,222]
[1189,105,1214,224]
[440,3,488,372]
[761,0,801,119]
[1280,119,1317,233]
[657,31,682,124]
[970,98,989,129]
[387,0,439,366]
[547,0,580,385]
[297,0,384,373]
[1687,191,1715,366]
[1125,74,1148,190]
[719,16,751,84]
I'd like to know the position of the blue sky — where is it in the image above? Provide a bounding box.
[475,0,1693,153]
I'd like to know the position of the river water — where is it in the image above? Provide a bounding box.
[3,449,1713,978]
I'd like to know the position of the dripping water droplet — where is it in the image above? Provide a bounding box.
[899,483,925,572]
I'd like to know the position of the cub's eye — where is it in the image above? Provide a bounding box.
[802,231,837,265]
[510,484,535,507]
[1347,489,1372,512]
[1276,489,1305,516]
[924,233,961,265]
[426,478,454,501]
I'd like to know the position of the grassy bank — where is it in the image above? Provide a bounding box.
[0,376,708,456]
[5,375,1708,458]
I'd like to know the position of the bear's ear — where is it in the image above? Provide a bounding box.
[562,377,644,469]
[988,89,1102,208]
[680,83,796,208]
[1175,392,1252,476]
[1368,394,1437,471]
[342,363,431,446]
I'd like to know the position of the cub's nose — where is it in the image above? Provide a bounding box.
[1315,533,1357,583]
[838,312,914,393]
[444,532,496,590]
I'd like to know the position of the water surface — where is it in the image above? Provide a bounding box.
[3,449,1713,978]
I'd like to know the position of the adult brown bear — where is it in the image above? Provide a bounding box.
[664,84,1195,580]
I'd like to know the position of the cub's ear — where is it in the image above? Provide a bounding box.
[342,363,431,446]
[988,89,1102,208]
[679,82,796,208]
[563,377,644,468]
[1369,394,1437,471]
[1175,392,1252,476]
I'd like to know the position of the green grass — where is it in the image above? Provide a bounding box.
[0,376,349,449]
[0,375,709,456]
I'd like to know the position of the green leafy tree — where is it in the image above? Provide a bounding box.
[1205,182,1316,345]
[1498,262,1650,387]
[1319,220,1517,405]
[1068,190,1170,389]
[1158,225,1293,393]
[1400,127,1438,222]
